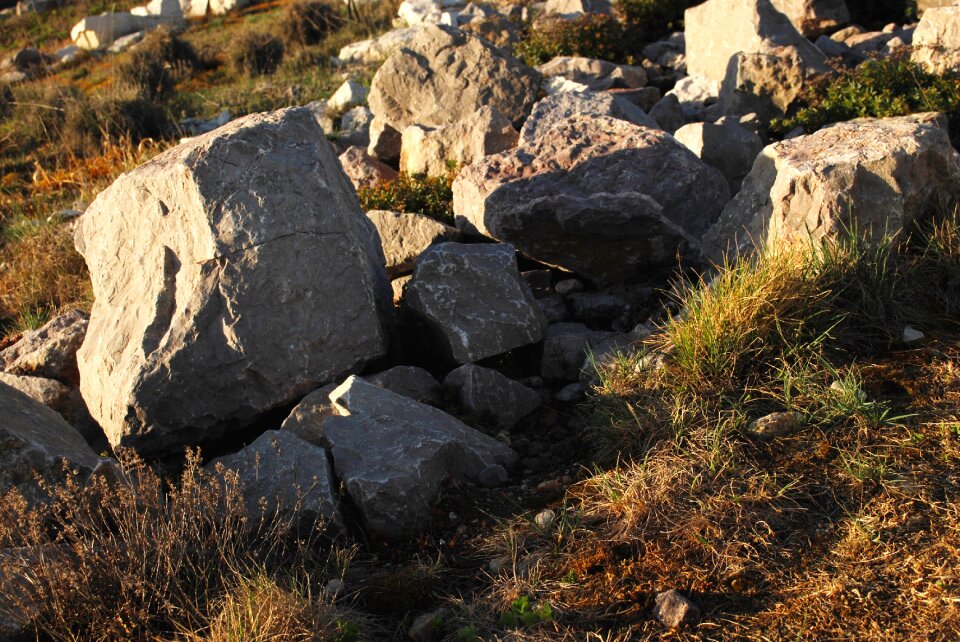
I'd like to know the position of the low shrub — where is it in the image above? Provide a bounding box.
[230,30,285,76]
[772,56,960,143]
[357,167,456,224]
[117,26,200,100]
[279,0,345,47]
[514,13,627,66]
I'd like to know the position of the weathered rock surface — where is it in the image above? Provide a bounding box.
[366,210,460,277]
[453,116,730,284]
[366,365,442,405]
[281,384,338,445]
[327,80,369,115]
[0,373,71,412]
[536,56,646,91]
[338,146,398,190]
[674,119,765,193]
[367,25,540,134]
[367,117,403,162]
[404,243,546,363]
[519,91,657,147]
[769,0,850,37]
[323,376,516,537]
[75,108,391,456]
[400,106,519,177]
[337,26,423,65]
[541,323,614,381]
[685,0,828,85]
[912,5,960,74]
[70,13,160,49]
[703,114,960,262]
[443,363,541,428]
[0,381,99,507]
[654,589,701,629]
[208,430,340,530]
[0,309,88,383]
[717,47,812,122]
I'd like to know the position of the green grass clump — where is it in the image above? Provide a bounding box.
[514,13,628,66]
[357,168,456,224]
[772,57,960,141]
[117,26,202,100]
[230,30,285,76]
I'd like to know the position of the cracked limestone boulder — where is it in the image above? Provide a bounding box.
[323,375,516,538]
[367,24,541,135]
[453,115,730,284]
[702,114,960,263]
[75,107,392,456]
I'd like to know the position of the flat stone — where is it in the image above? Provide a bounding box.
[443,363,541,428]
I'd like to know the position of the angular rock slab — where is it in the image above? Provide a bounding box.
[0,381,99,507]
[338,146,398,190]
[208,430,341,531]
[404,243,546,363]
[0,309,88,383]
[519,91,657,147]
[685,0,828,85]
[443,363,541,428]
[703,114,960,263]
[912,5,960,75]
[400,106,519,177]
[75,107,392,456]
[453,116,730,284]
[368,24,540,133]
[324,376,516,537]
[366,210,460,277]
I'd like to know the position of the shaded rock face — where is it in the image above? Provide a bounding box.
[0,381,99,508]
[365,210,460,278]
[443,363,541,428]
[912,6,960,74]
[323,376,516,538]
[769,0,850,38]
[208,430,341,532]
[400,106,519,177]
[453,116,730,284]
[717,47,811,123]
[404,243,547,363]
[75,108,392,456]
[703,114,960,263]
[674,119,765,194]
[338,146,398,190]
[0,309,88,384]
[519,91,657,147]
[367,24,541,134]
[685,0,828,85]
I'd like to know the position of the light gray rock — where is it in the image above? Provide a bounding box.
[368,25,540,134]
[541,323,614,381]
[0,381,99,507]
[327,80,369,115]
[404,243,546,363]
[453,115,730,284]
[366,365,442,405]
[654,589,701,628]
[75,108,392,456]
[536,56,646,91]
[717,47,816,123]
[912,5,960,74]
[338,106,373,148]
[918,0,959,13]
[674,120,765,193]
[323,376,516,537]
[685,0,828,85]
[542,0,612,18]
[519,91,657,147]
[337,26,424,65]
[400,106,519,177]
[443,363,540,428]
[703,114,960,263]
[0,309,88,383]
[208,430,340,531]
[0,373,70,412]
[769,0,850,37]
[339,146,398,190]
[366,210,460,278]
[70,12,160,50]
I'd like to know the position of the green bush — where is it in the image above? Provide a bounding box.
[279,0,344,47]
[117,26,200,100]
[230,30,285,76]
[357,168,456,224]
[514,13,627,66]
[772,57,960,143]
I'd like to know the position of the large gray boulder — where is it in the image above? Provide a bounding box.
[366,210,460,278]
[519,91,657,147]
[443,363,541,428]
[703,114,960,263]
[0,309,87,383]
[0,381,99,507]
[685,0,828,85]
[769,0,850,37]
[717,47,815,123]
[453,116,730,284]
[400,106,519,177]
[208,430,340,531]
[912,5,960,74]
[323,376,516,537]
[404,243,547,363]
[75,108,392,456]
[367,25,541,134]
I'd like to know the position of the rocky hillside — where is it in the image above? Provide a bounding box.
[1,0,960,640]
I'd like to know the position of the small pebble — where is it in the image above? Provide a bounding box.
[654,589,700,628]
[902,325,925,343]
[535,509,556,529]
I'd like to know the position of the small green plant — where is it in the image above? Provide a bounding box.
[514,13,627,66]
[772,57,960,144]
[230,29,285,76]
[499,596,554,628]
[357,167,457,224]
[456,624,480,641]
